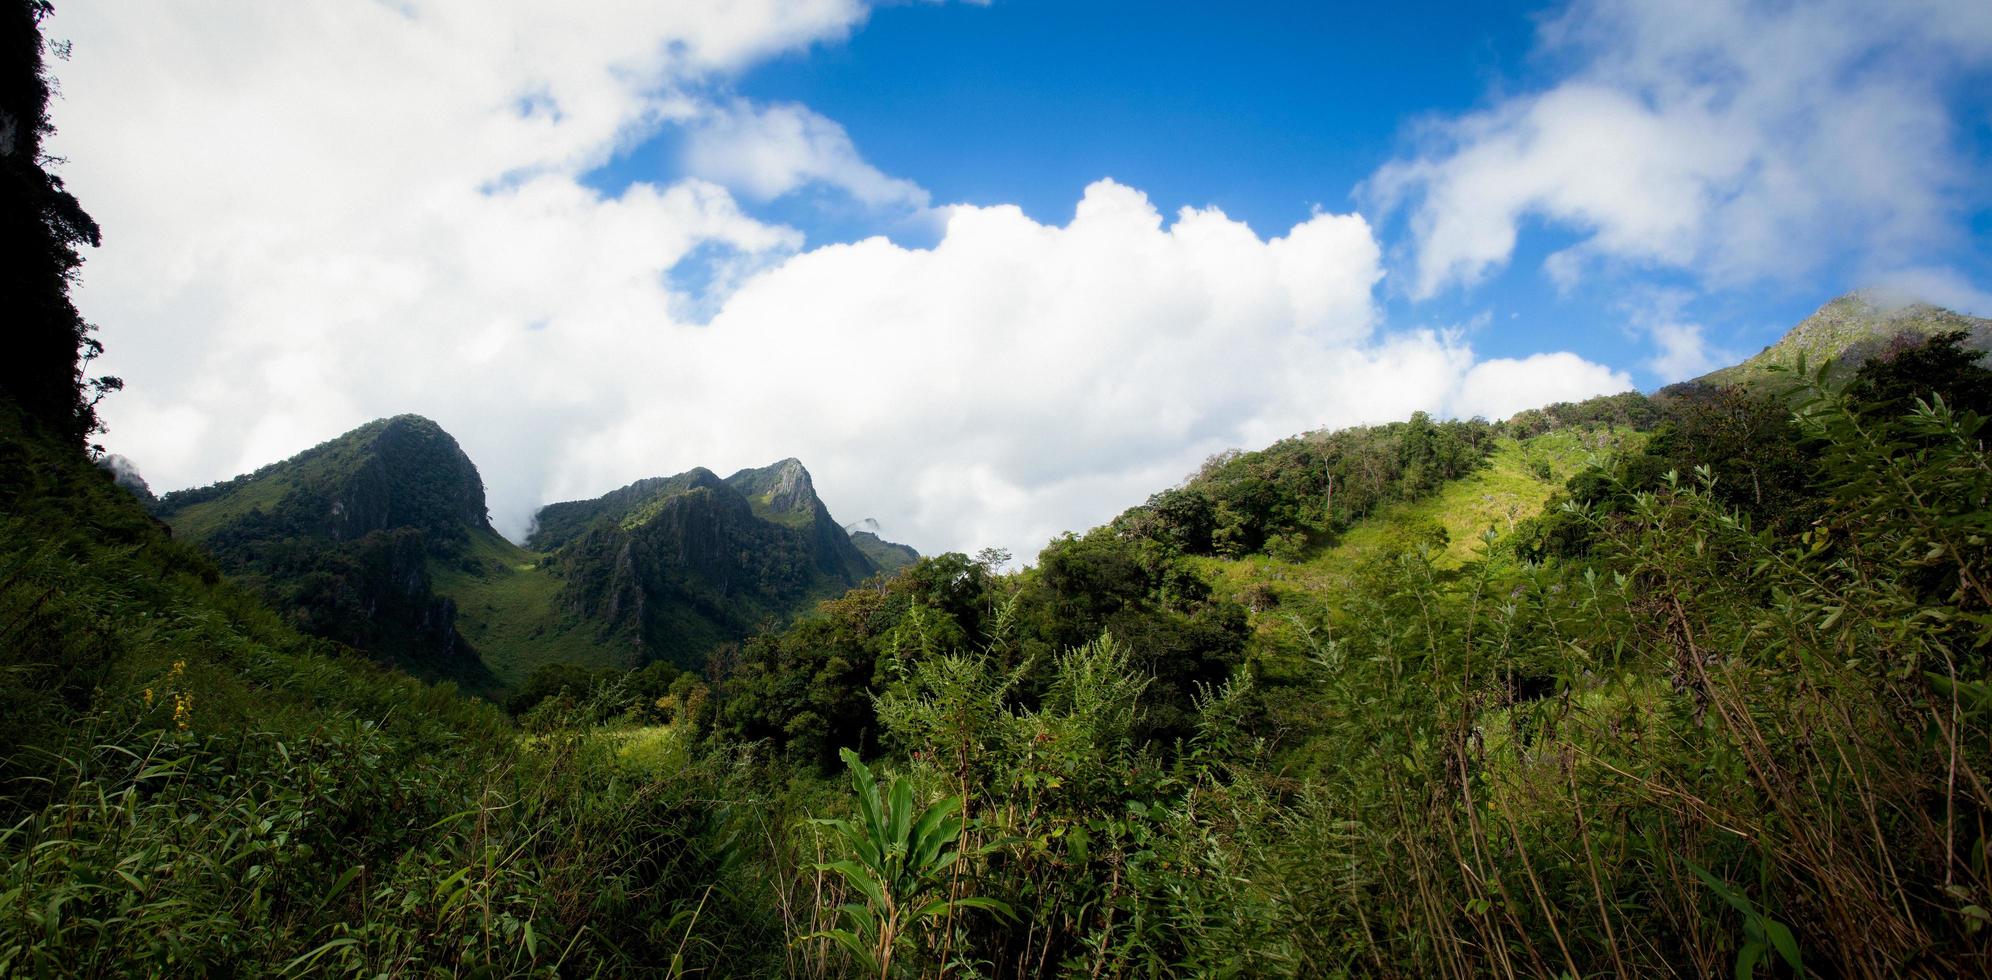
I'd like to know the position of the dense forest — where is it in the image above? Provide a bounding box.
[8,3,1992,976]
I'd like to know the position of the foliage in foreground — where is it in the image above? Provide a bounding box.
[7,332,1992,977]
[0,410,786,976]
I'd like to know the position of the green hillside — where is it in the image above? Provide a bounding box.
[11,324,1992,975]
[850,528,919,573]
[1698,290,1992,387]
[152,416,893,685]
[155,414,491,541]
[150,415,498,689]
[425,527,617,685]
[526,468,724,552]
[724,457,822,529]
[0,406,773,975]
[1191,426,1646,656]
[533,463,881,668]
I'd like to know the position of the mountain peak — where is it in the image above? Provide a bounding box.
[725,458,821,519]
[155,413,489,540]
[1696,290,1991,387]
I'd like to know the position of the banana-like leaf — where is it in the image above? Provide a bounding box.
[815,859,887,910]
[840,749,887,861]
[888,775,915,851]
[835,902,878,933]
[910,796,963,871]
[806,927,878,974]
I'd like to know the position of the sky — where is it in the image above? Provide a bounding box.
[44,0,1992,564]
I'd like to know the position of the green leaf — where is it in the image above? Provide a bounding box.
[281,937,358,976]
[1735,941,1764,980]
[1684,857,1756,917]
[1763,919,1803,975]
[807,928,878,974]
[816,860,886,910]
[834,902,877,932]
[911,796,963,870]
[313,865,364,914]
[949,895,1017,922]
[888,775,915,850]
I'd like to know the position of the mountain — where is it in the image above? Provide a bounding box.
[152,414,497,689]
[1695,290,1992,388]
[152,415,897,683]
[843,518,920,574]
[508,457,882,670]
[725,458,878,584]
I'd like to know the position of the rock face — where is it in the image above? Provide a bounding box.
[531,458,883,666]
[727,458,819,520]
[1696,291,1992,388]
[152,415,496,690]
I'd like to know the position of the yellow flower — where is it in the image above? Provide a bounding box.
[143,688,153,707]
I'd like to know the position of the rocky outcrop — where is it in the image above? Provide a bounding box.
[538,459,883,666]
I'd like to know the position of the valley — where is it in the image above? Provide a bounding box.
[8,291,1992,974]
[8,4,1992,970]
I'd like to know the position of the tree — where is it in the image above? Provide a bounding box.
[1844,330,1992,420]
[1,0,111,445]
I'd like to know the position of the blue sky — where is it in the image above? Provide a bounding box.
[52,0,1992,560]
[583,0,1992,381]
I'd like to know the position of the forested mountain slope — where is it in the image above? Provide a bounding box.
[686,329,1992,975]
[150,413,895,684]
[517,456,885,669]
[152,414,497,689]
[11,18,1992,961]
[0,405,764,974]
[10,322,1992,976]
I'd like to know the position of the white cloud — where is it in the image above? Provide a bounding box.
[1452,353,1634,420]
[1869,267,1992,318]
[50,2,1631,566]
[1367,0,1992,299]
[1644,321,1723,382]
[683,100,930,210]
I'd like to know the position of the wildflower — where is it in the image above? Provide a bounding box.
[173,692,193,730]
[143,687,153,707]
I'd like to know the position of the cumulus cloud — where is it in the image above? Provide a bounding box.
[1453,353,1634,420]
[51,2,1630,565]
[683,100,930,210]
[1643,322,1724,382]
[1367,0,1992,299]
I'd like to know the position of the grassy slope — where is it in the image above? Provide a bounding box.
[0,406,515,774]
[156,467,297,539]
[0,410,777,975]
[428,527,623,685]
[744,494,816,529]
[1190,428,1644,659]
[151,420,384,537]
